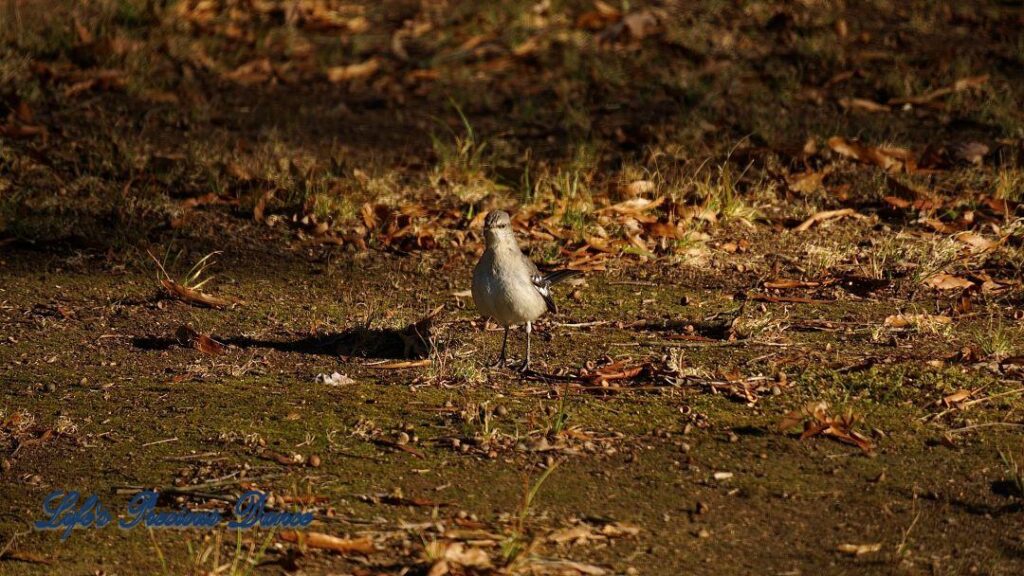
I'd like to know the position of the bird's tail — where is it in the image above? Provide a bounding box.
[542,269,583,285]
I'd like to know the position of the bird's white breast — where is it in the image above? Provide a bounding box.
[473,246,547,326]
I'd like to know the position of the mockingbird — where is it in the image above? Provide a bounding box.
[472,210,580,371]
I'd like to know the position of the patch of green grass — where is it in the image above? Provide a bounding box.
[994,169,1024,202]
[430,101,496,204]
[690,162,762,226]
[502,462,559,566]
[971,315,1016,360]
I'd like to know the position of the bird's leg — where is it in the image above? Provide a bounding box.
[520,321,532,372]
[492,325,509,368]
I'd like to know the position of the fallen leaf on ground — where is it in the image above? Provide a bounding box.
[253,189,275,222]
[517,557,608,575]
[828,136,914,172]
[953,141,989,165]
[258,449,304,465]
[954,232,998,252]
[943,389,974,406]
[279,531,376,554]
[326,58,380,82]
[583,361,647,386]
[889,74,988,106]
[778,401,874,453]
[224,58,273,85]
[838,543,882,556]
[764,279,820,289]
[883,313,952,329]
[923,273,973,290]
[621,179,655,197]
[175,325,225,355]
[602,197,664,215]
[0,123,47,139]
[838,97,890,113]
[794,208,860,231]
[787,169,830,194]
[421,541,489,565]
[315,372,355,386]
[884,176,942,210]
[161,279,235,308]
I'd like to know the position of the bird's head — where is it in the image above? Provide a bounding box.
[483,210,514,247]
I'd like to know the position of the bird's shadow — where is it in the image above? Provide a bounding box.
[132,325,432,360]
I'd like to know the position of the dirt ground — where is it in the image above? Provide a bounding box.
[2,1,1024,575]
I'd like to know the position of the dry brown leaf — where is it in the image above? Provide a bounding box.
[549,525,600,545]
[764,279,820,289]
[427,559,449,576]
[884,313,952,329]
[442,542,491,568]
[224,58,273,85]
[160,279,235,308]
[0,123,47,139]
[518,558,607,575]
[15,100,33,123]
[889,74,989,106]
[828,136,914,172]
[279,531,376,554]
[645,221,684,238]
[326,58,380,83]
[576,3,621,30]
[787,169,829,194]
[838,97,890,113]
[954,231,998,252]
[600,522,641,537]
[369,359,432,369]
[253,189,275,222]
[584,236,614,253]
[603,197,665,215]
[794,208,859,231]
[943,389,973,406]
[622,179,655,197]
[923,273,974,291]
[919,218,959,234]
[175,325,225,355]
[777,401,874,453]
[838,543,882,556]
[622,10,658,39]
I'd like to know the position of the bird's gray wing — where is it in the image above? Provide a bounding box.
[522,255,582,314]
[520,254,558,314]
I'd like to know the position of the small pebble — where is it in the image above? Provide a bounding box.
[44,382,56,393]
[308,455,321,468]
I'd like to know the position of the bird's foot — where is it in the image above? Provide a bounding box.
[518,360,532,374]
[490,357,510,369]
